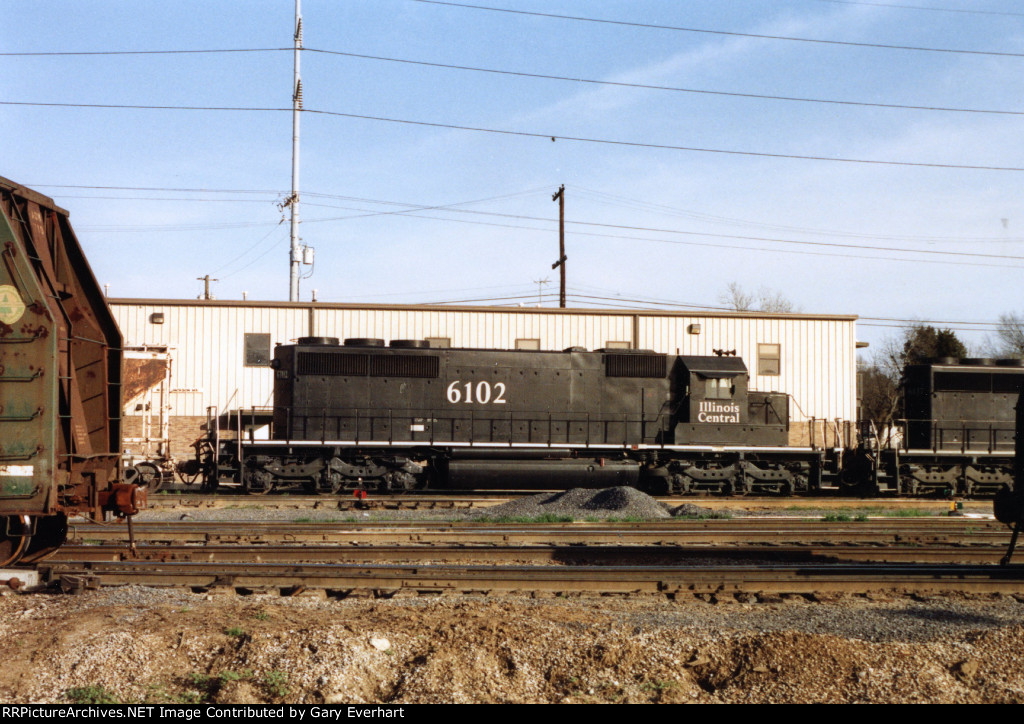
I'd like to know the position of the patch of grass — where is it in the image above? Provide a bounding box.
[66,685,119,704]
[224,627,246,637]
[219,670,252,684]
[254,610,270,621]
[187,672,211,688]
[674,511,733,520]
[263,671,290,699]
[887,508,936,518]
[486,514,576,523]
[822,513,854,522]
[641,679,679,692]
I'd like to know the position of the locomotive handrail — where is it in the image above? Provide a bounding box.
[888,417,1014,453]
[271,405,669,448]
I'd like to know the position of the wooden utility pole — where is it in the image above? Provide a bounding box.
[551,184,566,308]
[197,275,218,300]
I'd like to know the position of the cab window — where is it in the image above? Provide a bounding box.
[706,377,733,400]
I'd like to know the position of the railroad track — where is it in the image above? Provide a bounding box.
[68,518,1007,547]
[51,542,1017,565]
[145,492,997,514]
[40,516,1022,598]
[37,559,1024,597]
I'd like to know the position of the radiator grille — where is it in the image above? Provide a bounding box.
[297,352,368,376]
[370,354,439,378]
[605,354,667,378]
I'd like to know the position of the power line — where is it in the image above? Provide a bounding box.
[8,100,1024,172]
[298,201,1024,262]
[47,183,1024,246]
[293,108,1024,173]
[10,44,1021,116]
[809,0,1024,18]
[40,181,1024,265]
[0,48,288,56]
[22,184,280,194]
[571,186,1024,244]
[407,0,1024,58]
[310,49,1024,117]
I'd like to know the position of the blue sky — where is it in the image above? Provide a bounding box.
[3,0,1024,354]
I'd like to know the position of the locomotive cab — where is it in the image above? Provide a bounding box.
[672,357,788,447]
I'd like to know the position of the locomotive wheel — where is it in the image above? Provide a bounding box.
[0,515,31,567]
[243,470,274,495]
[134,462,164,493]
[19,514,68,564]
[0,536,28,567]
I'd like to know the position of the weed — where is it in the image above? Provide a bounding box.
[822,513,853,522]
[218,670,253,685]
[486,514,576,523]
[263,671,290,699]
[224,627,245,637]
[641,680,678,692]
[888,508,935,518]
[187,673,211,688]
[66,685,119,705]
[254,611,269,621]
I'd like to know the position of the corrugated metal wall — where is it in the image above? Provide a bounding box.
[110,301,856,422]
[111,302,307,417]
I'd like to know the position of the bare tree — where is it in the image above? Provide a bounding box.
[718,282,756,311]
[994,312,1024,356]
[718,282,798,313]
[859,324,969,428]
[757,288,797,313]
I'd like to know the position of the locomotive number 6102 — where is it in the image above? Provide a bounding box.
[446,380,508,404]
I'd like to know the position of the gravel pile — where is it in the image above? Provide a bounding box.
[473,487,672,520]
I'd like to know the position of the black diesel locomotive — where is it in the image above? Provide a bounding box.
[194,342,1024,499]
[850,358,1024,497]
[202,337,820,495]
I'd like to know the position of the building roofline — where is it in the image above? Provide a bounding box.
[107,297,858,322]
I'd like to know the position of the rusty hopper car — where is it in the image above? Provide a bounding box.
[0,176,142,566]
[208,337,821,495]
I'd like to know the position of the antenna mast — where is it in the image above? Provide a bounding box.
[289,0,303,301]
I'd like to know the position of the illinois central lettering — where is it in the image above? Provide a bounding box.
[697,400,741,423]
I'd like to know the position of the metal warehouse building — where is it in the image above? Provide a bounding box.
[109,299,859,458]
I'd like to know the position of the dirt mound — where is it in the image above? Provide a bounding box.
[474,487,671,520]
[4,592,1024,704]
